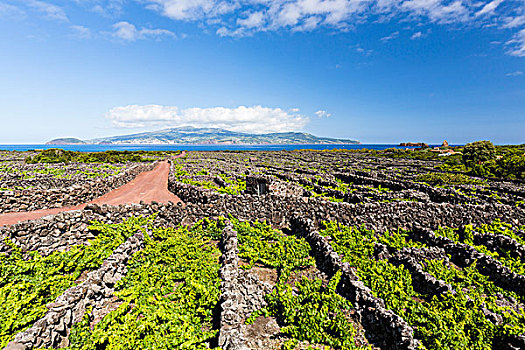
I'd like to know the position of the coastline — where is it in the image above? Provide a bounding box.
[45,142,362,146]
[0,144,447,152]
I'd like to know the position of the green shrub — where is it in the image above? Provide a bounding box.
[462,144,525,180]
[247,271,368,349]
[436,155,466,172]
[25,149,151,164]
[462,141,496,169]
[490,149,525,180]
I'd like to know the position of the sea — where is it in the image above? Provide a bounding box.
[0,144,441,152]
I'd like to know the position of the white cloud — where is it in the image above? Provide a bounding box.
[146,0,238,21]
[354,44,373,55]
[506,29,525,57]
[75,0,124,17]
[144,0,508,37]
[411,31,423,39]
[315,110,332,118]
[113,21,138,40]
[216,25,247,37]
[401,0,469,23]
[381,30,399,41]
[70,25,91,39]
[0,3,24,17]
[105,105,310,133]
[237,11,265,28]
[141,27,176,37]
[506,71,523,77]
[27,0,68,21]
[112,21,176,41]
[17,0,523,58]
[137,0,525,58]
[503,14,525,29]
[475,0,503,17]
[294,15,323,32]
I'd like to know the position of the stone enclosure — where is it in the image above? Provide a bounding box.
[0,150,524,350]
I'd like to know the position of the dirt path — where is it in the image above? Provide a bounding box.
[0,155,184,227]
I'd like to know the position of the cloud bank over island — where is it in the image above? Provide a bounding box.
[105,105,311,134]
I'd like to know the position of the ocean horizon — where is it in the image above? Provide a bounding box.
[0,144,447,152]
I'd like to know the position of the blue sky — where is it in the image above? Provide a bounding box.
[0,0,524,144]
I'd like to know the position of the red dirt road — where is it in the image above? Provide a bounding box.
[90,160,180,206]
[0,158,183,227]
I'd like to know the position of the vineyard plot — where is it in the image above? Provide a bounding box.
[318,222,525,350]
[2,218,525,349]
[0,216,151,348]
[65,222,223,350]
[169,150,525,208]
[1,149,525,350]
[230,218,376,350]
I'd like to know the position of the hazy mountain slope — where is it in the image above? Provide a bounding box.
[48,127,359,145]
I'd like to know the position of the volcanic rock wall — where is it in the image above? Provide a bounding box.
[0,163,156,213]
[168,181,525,231]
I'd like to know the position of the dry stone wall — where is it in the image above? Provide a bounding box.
[388,247,454,296]
[473,231,525,262]
[0,162,155,213]
[1,200,523,349]
[289,217,421,350]
[0,202,175,257]
[409,227,525,298]
[5,231,145,350]
[168,181,525,231]
[2,182,523,262]
[218,224,272,350]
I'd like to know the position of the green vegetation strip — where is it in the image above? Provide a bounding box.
[63,219,222,350]
[0,216,151,348]
[414,172,486,187]
[422,261,525,336]
[232,218,369,349]
[233,218,313,271]
[172,163,246,195]
[435,221,525,275]
[320,221,525,350]
[248,271,370,350]
[25,149,161,164]
[0,163,124,180]
[0,164,67,179]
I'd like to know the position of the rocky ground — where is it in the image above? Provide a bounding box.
[0,150,524,350]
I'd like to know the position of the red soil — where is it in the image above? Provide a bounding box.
[0,155,185,227]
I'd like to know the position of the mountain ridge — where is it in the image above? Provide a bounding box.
[47,127,360,145]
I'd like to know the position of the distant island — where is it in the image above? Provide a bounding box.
[46,127,360,145]
[46,138,87,145]
[399,142,429,147]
